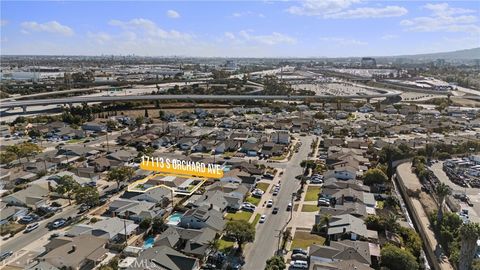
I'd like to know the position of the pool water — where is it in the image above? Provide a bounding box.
[143,236,154,249]
[166,212,184,225]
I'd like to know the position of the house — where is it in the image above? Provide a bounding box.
[322,214,378,241]
[178,137,199,150]
[192,189,244,211]
[309,240,372,265]
[324,166,357,181]
[261,142,284,157]
[2,183,49,209]
[179,205,225,232]
[308,260,374,270]
[39,235,108,270]
[82,122,107,132]
[108,199,163,222]
[0,203,28,225]
[155,226,217,258]
[241,142,261,156]
[271,131,290,145]
[65,217,138,241]
[121,187,171,205]
[124,245,200,270]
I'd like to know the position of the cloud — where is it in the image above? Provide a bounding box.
[237,30,296,45]
[400,3,479,33]
[87,32,112,44]
[231,11,265,18]
[224,32,235,40]
[286,0,407,19]
[21,21,74,36]
[109,18,191,40]
[381,34,399,40]
[0,20,8,27]
[166,10,180,19]
[325,6,407,19]
[319,37,367,46]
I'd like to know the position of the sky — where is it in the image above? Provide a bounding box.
[1,0,479,57]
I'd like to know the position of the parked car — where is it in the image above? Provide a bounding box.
[19,215,38,224]
[292,248,308,256]
[272,188,279,196]
[241,203,256,212]
[24,223,39,233]
[318,198,330,207]
[259,215,266,223]
[290,260,308,269]
[291,253,309,261]
[49,219,66,229]
[0,251,13,262]
[272,207,279,214]
[251,189,264,197]
[266,200,274,208]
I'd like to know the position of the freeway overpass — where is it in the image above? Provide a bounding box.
[0,92,403,111]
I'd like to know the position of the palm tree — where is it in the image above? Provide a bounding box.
[320,214,332,244]
[458,223,480,270]
[384,213,398,233]
[206,238,220,256]
[281,228,292,250]
[435,183,451,228]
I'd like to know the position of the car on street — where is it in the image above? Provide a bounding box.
[0,251,13,262]
[78,204,91,213]
[290,260,308,269]
[272,207,279,214]
[287,202,292,211]
[259,215,266,223]
[266,200,274,208]
[49,219,66,229]
[24,222,39,233]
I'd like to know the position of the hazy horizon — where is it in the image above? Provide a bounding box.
[1,1,479,57]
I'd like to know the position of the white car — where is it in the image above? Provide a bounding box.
[241,204,256,212]
[259,215,266,223]
[24,223,39,233]
[266,200,274,208]
[290,260,308,269]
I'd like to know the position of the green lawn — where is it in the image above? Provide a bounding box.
[305,186,321,201]
[252,213,261,225]
[218,237,235,253]
[270,153,287,161]
[245,196,261,206]
[225,211,253,222]
[290,231,325,250]
[255,182,270,192]
[301,204,320,212]
[67,139,83,144]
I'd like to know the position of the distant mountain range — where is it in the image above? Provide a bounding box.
[385,47,480,60]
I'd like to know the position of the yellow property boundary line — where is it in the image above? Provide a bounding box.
[127,172,207,196]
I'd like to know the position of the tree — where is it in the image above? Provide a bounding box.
[55,175,80,205]
[139,218,152,230]
[384,213,399,233]
[224,220,255,254]
[152,217,165,234]
[458,223,480,270]
[436,183,451,229]
[320,213,332,244]
[281,228,292,250]
[206,238,220,256]
[107,166,135,191]
[363,168,388,186]
[265,255,286,270]
[135,116,144,129]
[380,244,419,270]
[74,186,99,206]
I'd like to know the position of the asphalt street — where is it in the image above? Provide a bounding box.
[0,204,80,256]
[243,135,313,270]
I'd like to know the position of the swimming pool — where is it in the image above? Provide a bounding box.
[143,236,155,249]
[166,211,184,225]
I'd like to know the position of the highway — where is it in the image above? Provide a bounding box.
[0,92,401,110]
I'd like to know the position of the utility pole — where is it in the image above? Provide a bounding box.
[106,131,110,152]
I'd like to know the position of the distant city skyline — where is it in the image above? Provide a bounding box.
[1,0,479,57]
